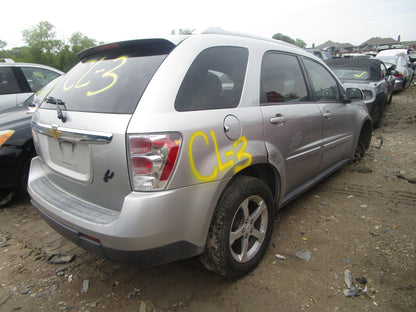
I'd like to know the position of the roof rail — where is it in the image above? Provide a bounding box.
[201,27,295,47]
[0,58,15,63]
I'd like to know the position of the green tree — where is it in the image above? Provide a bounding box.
[0,40,6,50]
[272,33,307,48]
[56,32,98,71]
[22,21,63,67]
[69,32,97,55]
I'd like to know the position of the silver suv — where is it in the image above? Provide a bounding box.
[28,29,372,278]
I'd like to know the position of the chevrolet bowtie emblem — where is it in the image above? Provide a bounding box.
[49,126,62,139]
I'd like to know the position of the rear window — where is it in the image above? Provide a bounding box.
[41,52,168,114]
[175,46,248,111]
[330,68,370,80]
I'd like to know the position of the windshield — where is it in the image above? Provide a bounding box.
[40,54,168,114]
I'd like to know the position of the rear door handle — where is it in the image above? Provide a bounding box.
[270,114,286,125]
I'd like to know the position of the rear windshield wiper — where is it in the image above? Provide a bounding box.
[46,97,67,123]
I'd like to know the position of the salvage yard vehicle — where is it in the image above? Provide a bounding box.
[0,59,63,110]
[28,29,372,278]
[326,58,395,128]
[375,55,414,91]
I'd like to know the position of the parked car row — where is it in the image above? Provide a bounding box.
[375,53,414,91]
[325,58,395,128]
[305,48,415,94]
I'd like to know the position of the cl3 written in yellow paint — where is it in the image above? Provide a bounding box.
[63,56,127,96]
[189,130,252,182]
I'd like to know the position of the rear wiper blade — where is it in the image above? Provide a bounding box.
[45,97,67,123]
[46,96,65,105]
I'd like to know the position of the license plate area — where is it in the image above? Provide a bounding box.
[47,138,91,182]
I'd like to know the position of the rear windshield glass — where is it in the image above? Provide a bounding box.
[40,53,167,114]
[330,68,370,80]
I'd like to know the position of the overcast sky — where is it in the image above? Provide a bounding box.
[1,0,416,49]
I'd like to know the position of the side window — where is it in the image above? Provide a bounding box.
[21,67,61,92]
[260,52,309,104]
[303,58,341,102]
[0,67,20,95]
[175,46,248,111]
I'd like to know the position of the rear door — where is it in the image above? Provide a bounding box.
[302,57,356,171]
[260,52,323,195]
[31,40,176,211]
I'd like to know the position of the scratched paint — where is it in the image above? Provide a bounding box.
[189,130,252,182]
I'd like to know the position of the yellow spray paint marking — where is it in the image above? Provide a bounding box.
[62,56,127,96]
[189,131,218,181]
[354,71,367,78]
[189,130,252,182]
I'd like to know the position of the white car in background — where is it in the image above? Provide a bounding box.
[0,59,63,110]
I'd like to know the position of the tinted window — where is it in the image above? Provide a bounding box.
[260,53,309,104]
[175,47,248,111]
[0,67,20,95]
[21,67,61,92]
[41,54,168,114]
[303,58,341,102]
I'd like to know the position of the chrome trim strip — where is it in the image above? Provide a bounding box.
[32,121,113,144]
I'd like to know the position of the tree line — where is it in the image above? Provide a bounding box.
[0,21,99,72]
[0,22,307,73]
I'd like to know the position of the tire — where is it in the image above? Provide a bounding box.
[0,188,16,207]
[200,176,274,278]
[353,141,365,162]
[387,92,393,105]
[372,101,385,129]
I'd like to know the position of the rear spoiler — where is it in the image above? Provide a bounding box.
[77,38,179,61]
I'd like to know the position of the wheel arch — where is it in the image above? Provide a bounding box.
[359,119,373,150]
[235,163,281,209]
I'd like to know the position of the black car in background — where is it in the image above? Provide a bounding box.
[0,78,60,206]
[0,104,34,206]
[326,58,395,128]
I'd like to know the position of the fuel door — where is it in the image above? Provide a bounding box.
[223,114,242,141]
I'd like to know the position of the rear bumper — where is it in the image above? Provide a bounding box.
[28,156,226,266]
[32,201,201,266]
[393,78,404,91]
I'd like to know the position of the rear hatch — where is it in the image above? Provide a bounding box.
[31,39,178,211]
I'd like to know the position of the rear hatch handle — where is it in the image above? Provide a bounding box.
[32,121,113,144]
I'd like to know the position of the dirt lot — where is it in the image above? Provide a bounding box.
[1,85,416,312]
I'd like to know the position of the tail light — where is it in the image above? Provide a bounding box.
[392,70,402,78]
[128,133,182,191]
[0,130,15,148]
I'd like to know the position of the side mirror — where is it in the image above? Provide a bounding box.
[345,88,364,101]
